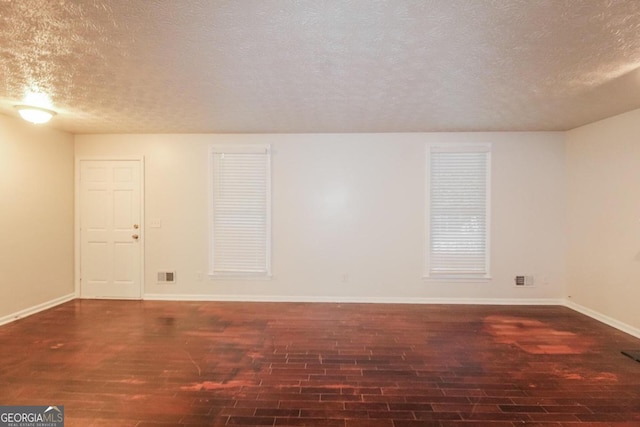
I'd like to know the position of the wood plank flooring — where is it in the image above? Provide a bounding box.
[1,300,640,426]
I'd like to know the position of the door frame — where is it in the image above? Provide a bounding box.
[74,156,145,299]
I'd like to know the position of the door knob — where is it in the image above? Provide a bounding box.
[132,234,139,240]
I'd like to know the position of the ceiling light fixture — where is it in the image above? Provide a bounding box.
[14,105,56,124]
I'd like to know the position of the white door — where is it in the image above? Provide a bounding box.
[79,160,142,299]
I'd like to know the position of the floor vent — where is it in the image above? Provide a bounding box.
[157,271,176,283]
[515,275,534,287]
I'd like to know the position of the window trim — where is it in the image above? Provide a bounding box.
[208,144,272,278]
[423,143,491,281]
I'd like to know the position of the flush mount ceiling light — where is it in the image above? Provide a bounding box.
[14,105,56,124]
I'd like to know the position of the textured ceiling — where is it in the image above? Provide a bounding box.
[1,0,640,134]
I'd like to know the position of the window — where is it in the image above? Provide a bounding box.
[209,144,271,276]
[425,143,491,279]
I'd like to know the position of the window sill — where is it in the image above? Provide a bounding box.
[423,275,492,283]
[209,273,272,281]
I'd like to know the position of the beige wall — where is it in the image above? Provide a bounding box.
[4,107,640,329]
[75,132,566,302]
[0,115,75,318]
[566,109,640,330]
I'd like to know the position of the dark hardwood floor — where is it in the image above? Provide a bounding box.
[1,300,640,426]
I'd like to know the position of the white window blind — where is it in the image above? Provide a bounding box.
[426,144,491,278]
[210,145,271,276]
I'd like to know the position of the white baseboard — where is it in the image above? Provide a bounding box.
[564,300,640,340]
[0,293,75,326]
[144,293,564,306]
